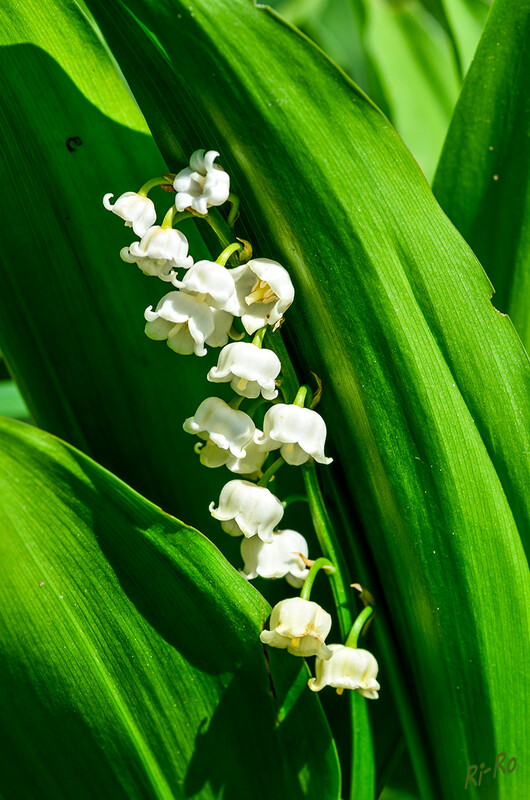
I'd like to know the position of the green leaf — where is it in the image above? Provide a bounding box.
[75,1,530,797]
[433,0,530,351]
[0,0,233,536]
[0,380,30,419]
[0,416,340,799]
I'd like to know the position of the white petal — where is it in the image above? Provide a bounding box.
[209,479,283,542]
[183,398,255,459]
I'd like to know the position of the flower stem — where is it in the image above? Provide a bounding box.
[345,606,374,648]
[257,456,284,487]
[293,385,309,408]
[282,493,308,508]
[137,176,168,196]
[227,193,240,227]
[251,326,268,348]
[302,462,354,639]
[300,557,335,601]
[204,209,234,249]
[216,241,242,266]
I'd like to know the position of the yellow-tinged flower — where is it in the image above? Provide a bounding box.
[308,645,380,697]
[260,597,332,658]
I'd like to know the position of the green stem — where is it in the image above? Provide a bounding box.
[161,206,177,229]
[137,176,168,196]
[282,493,308,508]
[228,395,245,410]
[227,193,240,227]
[257,456,284,487]
[293,385,309,408]
[251,326,268,349]
[302,462,354,639]
[300,557,335,601]
[216,241,242,267]
[345,606,374,648]
[204,209,234,249]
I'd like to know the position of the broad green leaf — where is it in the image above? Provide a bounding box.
[75,2,530,798]
[0,416,340,799]
[0,0,234,537]
[433,0,530,351]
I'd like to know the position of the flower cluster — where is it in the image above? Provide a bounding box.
[104,148,379,699]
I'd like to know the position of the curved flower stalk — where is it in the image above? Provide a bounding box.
[174,149,230,215]
[207,342,281,399]
[240,528,309,587]
[122,226,193,280]
[183,397,255,458]
[103,192,157,237]
[209,479,283,542]
[255,403,333,465]
[225,258,295,335]
[259,597,333,658]
[308,645,380,698]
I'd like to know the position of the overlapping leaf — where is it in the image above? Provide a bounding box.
[434,0,530,351]
[0,416,340,799]
[74,1,530,797]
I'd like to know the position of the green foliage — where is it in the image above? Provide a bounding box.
[0,0,528,798]
[434,0,530,351]
[0,416,340,799]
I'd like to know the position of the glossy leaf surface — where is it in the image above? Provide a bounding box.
[78,2,530,798]
[0,416,340,799]
[434,0,530,351]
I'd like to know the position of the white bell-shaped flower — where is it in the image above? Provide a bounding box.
[209,479,284,543]
[121,226,193,281]
[255,404,332,465]
[103,192,157,237]
[260,597,332,658]
[240,529,309,587]
[174,149,230,215]
[183,398,255,459]
[172,260,236,308]
[197,437,270,477]
[205,309,236,349]
[144,292,214,357]
[207,342,281,400]
[225,259,295,335]
[308,645,380,698]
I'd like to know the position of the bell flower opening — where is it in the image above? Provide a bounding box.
[260,597,332,658]
[103,192,157,237]
[209,479,284,543]
[183,398,255,459]
[207,342,281,400]
[240,528,309,587]
[255,404,332,465]
[225,259,295,335]
[122,225,193,281]
[197,437,269,477]
[144,291,215,357]
[308,645,380,698]
[174,149,230,215]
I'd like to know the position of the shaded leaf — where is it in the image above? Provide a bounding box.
[433,0,530,351]
[0,416,340,799]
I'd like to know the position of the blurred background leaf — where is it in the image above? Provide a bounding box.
[0,416,340,799]
[434,0,530,352]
